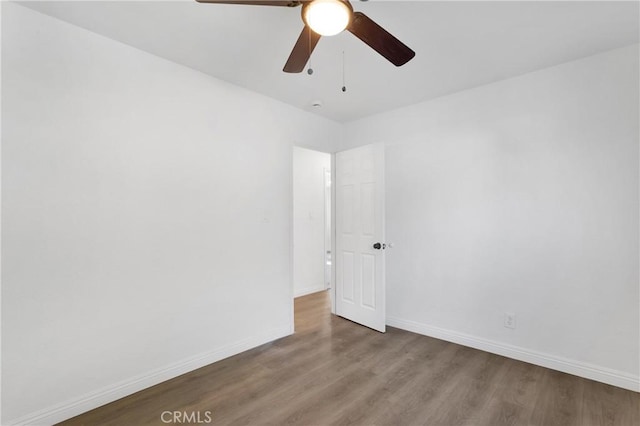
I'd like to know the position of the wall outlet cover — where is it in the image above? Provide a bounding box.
[504,312,516,329]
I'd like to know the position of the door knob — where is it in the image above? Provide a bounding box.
[373,242,386,250]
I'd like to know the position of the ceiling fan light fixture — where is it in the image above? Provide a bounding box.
[303,0,352,36]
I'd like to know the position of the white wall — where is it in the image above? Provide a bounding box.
[293,147,331,298]
[1,3,341,424]
[343,45,640,390]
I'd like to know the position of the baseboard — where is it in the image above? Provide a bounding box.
[386,316,639,393]
[7,325,292,426]
[294,285,326,298]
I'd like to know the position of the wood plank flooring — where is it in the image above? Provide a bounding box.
[59,291,639,425]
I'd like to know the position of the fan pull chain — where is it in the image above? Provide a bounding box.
[307,27,314,75]
[341,51,347,92]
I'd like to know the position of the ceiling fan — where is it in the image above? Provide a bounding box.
[196,0,415,73]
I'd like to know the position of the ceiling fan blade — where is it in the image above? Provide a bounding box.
[196,0,302,6]
[347,11,415,67]
[283,26,321,73]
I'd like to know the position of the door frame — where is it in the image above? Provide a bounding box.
[290,144,384,323]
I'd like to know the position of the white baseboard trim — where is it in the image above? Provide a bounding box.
[8,325,292,426]
[386,316,639,393]
[294,285,326,298]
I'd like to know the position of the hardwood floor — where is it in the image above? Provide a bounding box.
[60,291,639,425]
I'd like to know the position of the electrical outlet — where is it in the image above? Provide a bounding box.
[504,312,516,329]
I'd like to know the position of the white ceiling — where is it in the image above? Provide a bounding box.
[20,0,640,122]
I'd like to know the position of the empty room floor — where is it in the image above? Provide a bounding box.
[60,291,639,425]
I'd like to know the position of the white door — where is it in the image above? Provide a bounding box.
[335,144,385,332]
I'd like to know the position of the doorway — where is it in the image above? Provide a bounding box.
[292,147,332,301]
